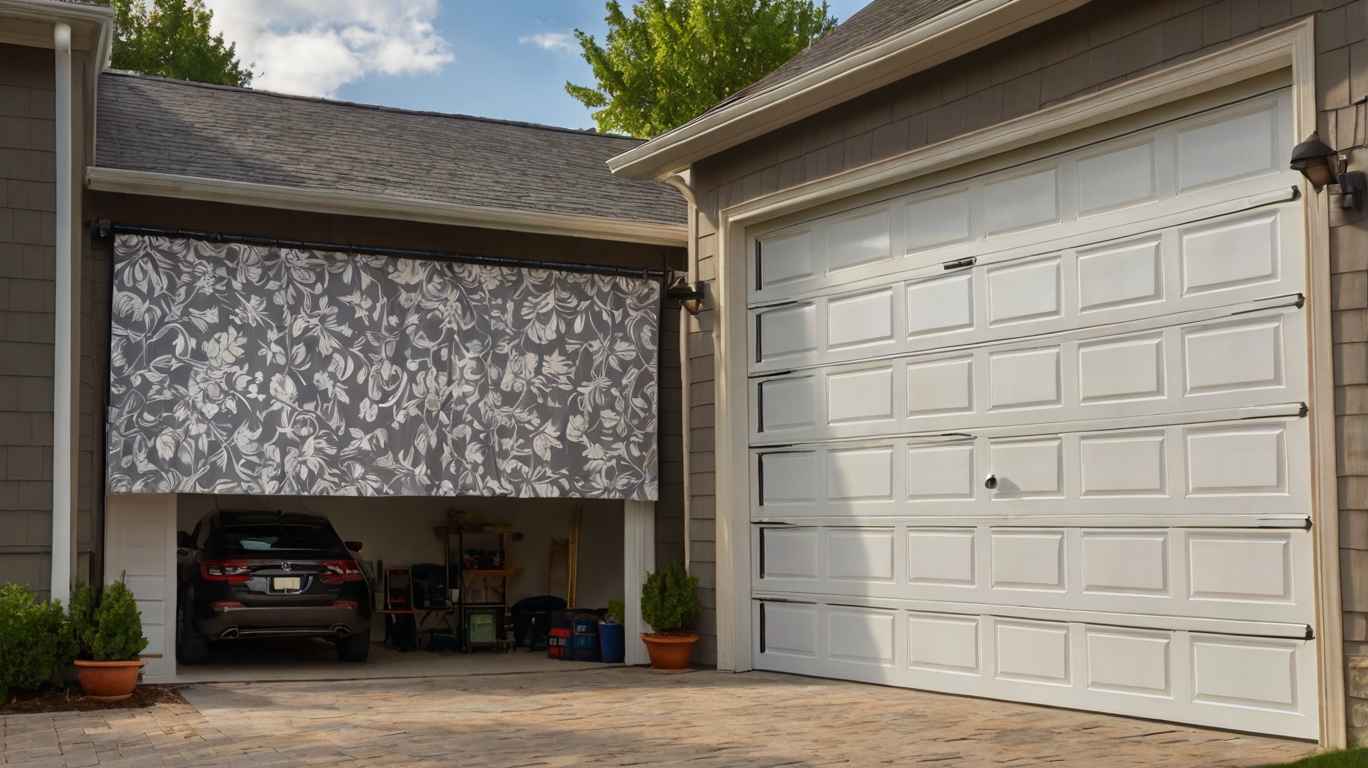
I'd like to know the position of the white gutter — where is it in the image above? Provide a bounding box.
[50,21,75,606]
[608,0,1089,179]
[86,167,689,247]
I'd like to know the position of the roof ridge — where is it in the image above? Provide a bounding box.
[100,69,643,143]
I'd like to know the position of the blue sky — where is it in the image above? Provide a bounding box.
[203,0,872,131]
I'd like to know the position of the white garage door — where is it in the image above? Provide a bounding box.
[747,86,1320,739]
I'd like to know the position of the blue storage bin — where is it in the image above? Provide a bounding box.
[598,621,624,663]
[571,615,599,661]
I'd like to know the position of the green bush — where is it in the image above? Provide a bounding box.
[0,583,71,700]
[640,562,698,634]
[78,582,147,662]
[606,599,625,624]
[67,583,96,658]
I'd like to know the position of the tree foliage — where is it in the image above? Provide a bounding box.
[567,0,836,138]
[110,0,252,87]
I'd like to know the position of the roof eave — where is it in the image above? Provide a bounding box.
[0,0,112,51]
[86,167,688,247]
[608,0,1090,180]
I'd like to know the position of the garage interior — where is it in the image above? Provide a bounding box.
[171,494,625,682]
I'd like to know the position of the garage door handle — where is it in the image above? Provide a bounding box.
[984,473,998,490]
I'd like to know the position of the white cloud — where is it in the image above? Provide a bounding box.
[518,32,575,54]
[204,0,453,98]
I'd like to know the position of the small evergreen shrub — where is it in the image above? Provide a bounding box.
[640,562,699,634]
[606,599,625,624]
[67,583,96,658]
[80,582,147,662]
[0,583,71,700]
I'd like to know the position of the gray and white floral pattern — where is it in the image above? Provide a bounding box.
[107,234,661,500]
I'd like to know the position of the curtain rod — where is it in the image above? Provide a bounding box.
[94,220,671,280]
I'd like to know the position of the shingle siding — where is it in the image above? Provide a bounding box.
[683,5,1368,734]
[0,44,56,596]
[0,43,100,597]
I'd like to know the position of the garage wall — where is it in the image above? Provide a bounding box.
[684,0,1368,709]
[177,495,624,640]
[0,43,97,598]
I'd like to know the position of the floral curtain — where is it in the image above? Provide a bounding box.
[106,234,661,500]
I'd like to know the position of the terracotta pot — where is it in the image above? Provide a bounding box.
[73,659,143,701]
[641,633,698,670]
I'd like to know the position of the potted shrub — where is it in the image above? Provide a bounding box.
[639,562,699,670]
[69,583,148,701]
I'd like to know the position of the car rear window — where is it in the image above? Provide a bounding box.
[220,524,345,556]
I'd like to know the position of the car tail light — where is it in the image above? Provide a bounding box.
[201,560,250,584]
[321,560,364,584]
[333,600,358,610]
[211,600,244,611]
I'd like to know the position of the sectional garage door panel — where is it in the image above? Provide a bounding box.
[745,84,1319,739]
[750,202,1304,375]
[752,413,1311,522]
[748,90,1295,309]
[753,602,1320,739]
[751,302,1306,445]
[753,524,1315,625]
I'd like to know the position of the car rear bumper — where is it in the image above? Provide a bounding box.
[197,605,369,640]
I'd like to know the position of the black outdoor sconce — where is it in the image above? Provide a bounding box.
[666,274,706,316]
[1290,130,1368,208]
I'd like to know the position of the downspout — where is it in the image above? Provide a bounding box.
[662,170,698,593]
[50,21,74,605]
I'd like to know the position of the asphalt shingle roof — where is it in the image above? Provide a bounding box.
[96,71,686,227]
[713,0,973,111]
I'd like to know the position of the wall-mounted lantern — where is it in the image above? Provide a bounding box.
[1290,130,1366,207]
[666,275,706,316]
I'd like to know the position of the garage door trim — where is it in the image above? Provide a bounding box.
[705,18,1344,747]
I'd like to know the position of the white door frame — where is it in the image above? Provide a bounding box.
[708,19,1345,747]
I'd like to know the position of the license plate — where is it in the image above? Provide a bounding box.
[272,576,301,591]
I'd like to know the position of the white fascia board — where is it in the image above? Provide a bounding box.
[608,0,1089,180]
[85,167,689,247]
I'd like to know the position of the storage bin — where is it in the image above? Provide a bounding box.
[598,621,624,663]
[465,609,499,646]
[571,615,599,661]
[548,626,571,659]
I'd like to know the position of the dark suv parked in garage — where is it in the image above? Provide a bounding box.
[176,510,372,663]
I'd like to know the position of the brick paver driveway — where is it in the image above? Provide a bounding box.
[1,668,1319,767]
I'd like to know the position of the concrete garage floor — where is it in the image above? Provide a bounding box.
[2,668,1318,767]
[174,638,606,684]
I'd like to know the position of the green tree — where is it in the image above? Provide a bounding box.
[110,0,252,87]
[567,0,836,138]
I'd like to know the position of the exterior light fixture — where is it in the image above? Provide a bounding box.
[666,275,706,316]
[1289,131,1366,208]
[1289,131,1340,190]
